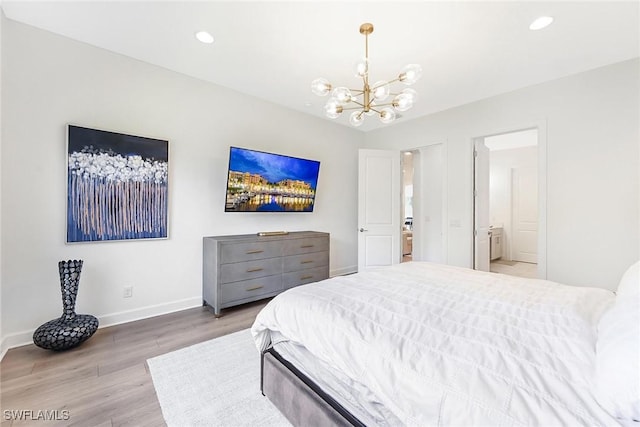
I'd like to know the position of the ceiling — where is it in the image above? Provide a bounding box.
[2,1,639,132]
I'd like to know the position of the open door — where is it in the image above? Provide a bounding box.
[358,149,401,271]
[512,167,538,263]
[473,140,490,271]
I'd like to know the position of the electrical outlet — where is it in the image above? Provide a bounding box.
[123,286,133,298]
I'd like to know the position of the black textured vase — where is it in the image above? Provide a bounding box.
[33,260,99,351]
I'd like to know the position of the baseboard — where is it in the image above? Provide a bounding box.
[0,296,202,361]
[97,297,202,329]
[331,265,357,277]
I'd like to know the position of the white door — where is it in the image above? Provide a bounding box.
[358,149,401,271]
[512,167,538,263]
[474,140,490,271]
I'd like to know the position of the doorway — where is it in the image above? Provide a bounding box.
[401,144,446,264]
[401,151,414,262]
[473,128,543,279]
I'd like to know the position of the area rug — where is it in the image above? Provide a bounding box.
[147,328,291,427]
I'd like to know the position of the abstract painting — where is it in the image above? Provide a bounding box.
[66,125,168,242]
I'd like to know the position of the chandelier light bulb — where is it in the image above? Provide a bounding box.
[393,88,418,111]
[324,98,343,119]
[399,64,423,85]
[349,111,365,127]
[379,107,397,124]
[332,87,353,105]
[372,81,390,101]
[311,78,332,96]
[354,57,369,78]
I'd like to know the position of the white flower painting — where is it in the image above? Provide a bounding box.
[67,125,169,242]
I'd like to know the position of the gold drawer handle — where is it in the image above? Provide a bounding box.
[246,249,264,254]
[301,244,314,248]
[300,260,314,264]
[246,285,264,291]
[247,267,264,273]
[300,275,314,280]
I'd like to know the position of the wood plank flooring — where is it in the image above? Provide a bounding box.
[0,300,269,427]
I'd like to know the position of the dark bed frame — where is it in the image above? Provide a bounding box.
[261,348,366,427]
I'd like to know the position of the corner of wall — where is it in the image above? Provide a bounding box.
[0,3,5,361]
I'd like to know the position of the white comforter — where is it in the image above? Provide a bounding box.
[252,262,619,426]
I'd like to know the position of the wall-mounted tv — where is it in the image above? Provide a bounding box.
[225,146,320,212]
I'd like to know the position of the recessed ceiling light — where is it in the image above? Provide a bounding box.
[529,16,554,31]
[195,31,214,44]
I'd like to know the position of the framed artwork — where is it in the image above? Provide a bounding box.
[66,125,169,242]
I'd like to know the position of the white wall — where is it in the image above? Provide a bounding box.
[489,145,538,260]
[413,144,445,263]
[1,17,363,350]
[364,58,639,290]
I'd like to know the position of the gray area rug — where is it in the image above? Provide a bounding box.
[147,329,291,427]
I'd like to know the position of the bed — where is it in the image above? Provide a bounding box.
[251,261,640,426]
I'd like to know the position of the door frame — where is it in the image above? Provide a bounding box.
[471,120,547,279]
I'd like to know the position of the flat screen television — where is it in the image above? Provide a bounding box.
[224,146,320,212]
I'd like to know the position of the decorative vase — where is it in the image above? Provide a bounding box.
[33,260,99,351]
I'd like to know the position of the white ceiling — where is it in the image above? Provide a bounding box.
[2,1,639,132]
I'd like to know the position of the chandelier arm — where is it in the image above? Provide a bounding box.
[341,106,368,111]
[370,77,402,91]
[370,102,395,108]
[349,99,367,108]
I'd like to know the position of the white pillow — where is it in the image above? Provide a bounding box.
[617,261,640,298]
[595,261,640,421]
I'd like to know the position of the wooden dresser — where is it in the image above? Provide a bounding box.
[203,231,329,316]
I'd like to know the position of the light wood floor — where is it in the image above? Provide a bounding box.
[490,259,538,278]
[0,300,269,427]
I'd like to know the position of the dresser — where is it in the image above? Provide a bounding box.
[203,231,330,316]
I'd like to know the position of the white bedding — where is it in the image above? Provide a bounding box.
[252,262,619,426]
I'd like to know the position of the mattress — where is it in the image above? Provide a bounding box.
[272,338,403,426]
[252,261,619,426]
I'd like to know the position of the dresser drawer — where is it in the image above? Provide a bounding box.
[220,275,282,305]
[283,251,329,273]
[220,240,282,264]
[220,257,282,283]
[283,237,329,256]
[283,266,329,290]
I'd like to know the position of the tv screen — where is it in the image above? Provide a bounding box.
[225,147,320,212]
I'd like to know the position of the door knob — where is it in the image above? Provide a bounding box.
[359,228,368,232]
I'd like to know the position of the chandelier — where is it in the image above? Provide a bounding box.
[311,23,422,127]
